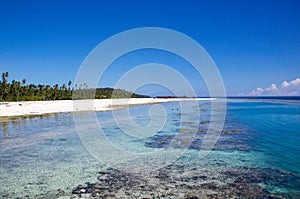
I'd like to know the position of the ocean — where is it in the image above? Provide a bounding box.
[0,98,299,198]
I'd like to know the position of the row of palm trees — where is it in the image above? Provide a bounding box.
[0,72,73,101]
[0,72,149,102]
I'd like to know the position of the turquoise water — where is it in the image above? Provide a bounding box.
[0,99,300,198]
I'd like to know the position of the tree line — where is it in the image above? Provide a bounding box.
[0,72,149,101]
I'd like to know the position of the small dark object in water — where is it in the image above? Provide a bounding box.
[199,121,210,125]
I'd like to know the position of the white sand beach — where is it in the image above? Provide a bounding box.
[0,98,213,117]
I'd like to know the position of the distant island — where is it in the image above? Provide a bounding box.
[0,72,150,102]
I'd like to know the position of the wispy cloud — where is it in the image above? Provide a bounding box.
[240,78,300,96]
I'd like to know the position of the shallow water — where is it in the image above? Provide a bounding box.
[0,99,300,198]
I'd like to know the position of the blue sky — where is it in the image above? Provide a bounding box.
[0,0,299,96]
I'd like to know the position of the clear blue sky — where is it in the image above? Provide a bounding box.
[0,0,299,96]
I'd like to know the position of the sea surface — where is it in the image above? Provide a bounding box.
[0,98,300,198]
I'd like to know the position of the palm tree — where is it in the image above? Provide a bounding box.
[22,78,26,85]
[1,72,9,100]
[38,84,45,100]
[45,85,51,100]
[68,81,72,89]
[11,80,16,101]
[53,84,59,100]
[61,83,67,99]
[15,81,21,101]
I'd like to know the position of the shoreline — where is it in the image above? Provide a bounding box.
[0,98,214,118]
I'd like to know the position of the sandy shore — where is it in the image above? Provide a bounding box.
[0,98,213,117]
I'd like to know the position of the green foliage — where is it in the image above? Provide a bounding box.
[95,88,149,99]
[0,72,149,101]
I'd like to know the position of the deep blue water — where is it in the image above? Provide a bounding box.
[227,100,300,174]
[0,98,300,198]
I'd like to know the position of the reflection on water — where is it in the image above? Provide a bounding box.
[1,122,9,137]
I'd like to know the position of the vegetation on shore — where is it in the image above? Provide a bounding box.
[0,72,149,101]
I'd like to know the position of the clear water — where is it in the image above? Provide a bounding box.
[0,99,300,198]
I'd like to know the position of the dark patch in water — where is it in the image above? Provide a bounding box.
[145,131,252,151]
[72,165,300,198]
